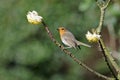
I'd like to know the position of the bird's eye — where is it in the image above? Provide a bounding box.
[61,28,64,30]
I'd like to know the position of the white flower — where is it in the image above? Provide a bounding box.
[86,31,101,42]
[26,10,43,24]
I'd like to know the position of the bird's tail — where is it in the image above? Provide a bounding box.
[76,40,91,48]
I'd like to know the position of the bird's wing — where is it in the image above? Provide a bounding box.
[64,37,77,48]
[63,32,77,48]
[64,31,76,40]
[64,31,91,48]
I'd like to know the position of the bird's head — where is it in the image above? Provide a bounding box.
[57,27,67,36]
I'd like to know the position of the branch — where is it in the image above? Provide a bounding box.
[41,20,113,80]
[99,39,118,80]
[96,0,110,34]
[99,39,120,79]
[96,0,120,79]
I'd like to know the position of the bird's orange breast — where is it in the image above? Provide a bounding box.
[59,30,66,37]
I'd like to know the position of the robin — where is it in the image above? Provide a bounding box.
[57,27,91,49]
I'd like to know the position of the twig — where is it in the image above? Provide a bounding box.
[41,20,113,80]
[96,0,120,79]
[96,0,110,34]
[99,40,118,80]
[99,39,120,78]
[96,7,105,34]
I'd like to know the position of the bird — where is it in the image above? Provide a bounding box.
[57,27,91,49]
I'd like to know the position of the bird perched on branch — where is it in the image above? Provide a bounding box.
[57,27,91,49]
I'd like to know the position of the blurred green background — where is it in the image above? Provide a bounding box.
[0,0,120,80]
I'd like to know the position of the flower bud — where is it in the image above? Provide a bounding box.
[27,10,43,24]
[86,31,101,42]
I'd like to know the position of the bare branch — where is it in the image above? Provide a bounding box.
[41,20,113,80]
[96,0,110,34]
[96,0,120,79]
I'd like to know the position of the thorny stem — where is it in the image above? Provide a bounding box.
[41,20,113,80]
